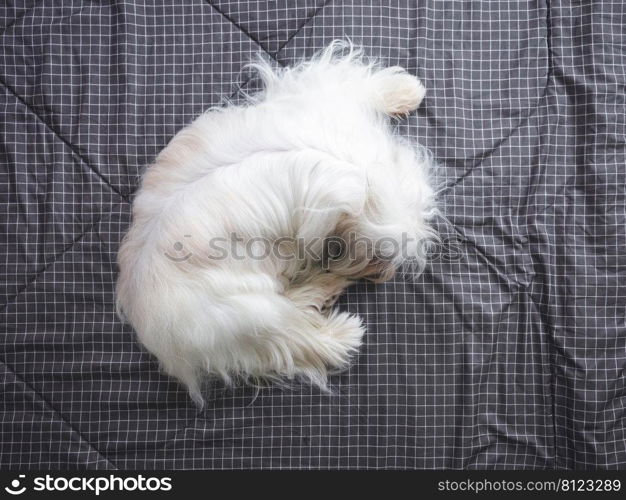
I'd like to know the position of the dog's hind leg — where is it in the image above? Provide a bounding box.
[369,67,425,116]
[280,273,363,379]
[223,283,364,386]
[276,303,364,383]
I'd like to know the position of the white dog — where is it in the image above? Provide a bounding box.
[116,42,436,405]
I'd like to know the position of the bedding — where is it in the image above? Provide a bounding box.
[1,0,625,469]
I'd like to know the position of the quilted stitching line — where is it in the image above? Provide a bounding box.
[537,0,560,468]
[439,2,552,198]
[217,0,333,99]
[0,76,130,204]
[439,74,551,197]
[438,102,545,196]
[0,0,107,36]
[206,0,331,67]
[0,211,115,313]
[204,0,278,61]
[0,361,117,469]
[0,6,37,35]
[274,0,332,58]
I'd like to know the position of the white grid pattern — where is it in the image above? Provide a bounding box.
[1,0,625,469]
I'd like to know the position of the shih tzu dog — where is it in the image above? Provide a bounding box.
[116,42,436,405]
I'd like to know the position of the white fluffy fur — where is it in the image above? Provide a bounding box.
[116,42,436,405]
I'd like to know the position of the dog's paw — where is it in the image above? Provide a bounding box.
[320,311,364,369]
[374,68,425,116]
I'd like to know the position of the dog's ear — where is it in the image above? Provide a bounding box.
[320,214,398,282]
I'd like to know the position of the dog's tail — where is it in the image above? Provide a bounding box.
[247,39,426,116]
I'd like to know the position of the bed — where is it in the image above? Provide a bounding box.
[1,0,625,469]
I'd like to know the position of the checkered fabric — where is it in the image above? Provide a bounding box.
[1,0,625,469]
